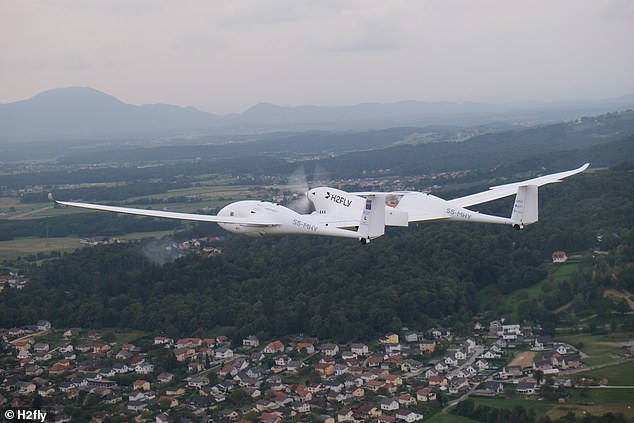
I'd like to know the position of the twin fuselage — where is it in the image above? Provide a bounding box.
[216,186,512,238]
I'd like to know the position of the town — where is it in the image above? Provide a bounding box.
[2,314,629,423]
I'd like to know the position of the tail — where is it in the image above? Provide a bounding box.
[511,185,538,229]
[357,194,386,244]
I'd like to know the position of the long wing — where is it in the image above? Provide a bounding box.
[448,163,589,208]
[52,198,280,227]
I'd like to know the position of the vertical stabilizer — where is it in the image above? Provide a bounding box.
[511,185,538,227]
[357,194,386,243]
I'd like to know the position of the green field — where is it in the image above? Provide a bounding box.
[548,388,634,420]
[577,361,634,386]
[556,333,631,366]
[0,230,177,261]
[470,396,554,415]
[0,236,81,261]
[427,412,479,423]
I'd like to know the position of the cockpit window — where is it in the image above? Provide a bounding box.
[386,195,402,208]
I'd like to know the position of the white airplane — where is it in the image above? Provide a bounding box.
[49,163,588,243]
[308,163,589,230]
[49,192,388,244]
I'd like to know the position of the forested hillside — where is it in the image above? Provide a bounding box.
[1,168,631,342]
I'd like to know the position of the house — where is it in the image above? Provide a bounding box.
[534,335,554,350]
[133,380,150,391]
[416,388,436,402]
[36,320,51,331]
[380,333,399,344]
[264,341,285,354]
[154,336,173,345]
[157,372,174,384]
[296,342,315,354]
[134,363,154,375]
[215,347,234,360]
[127,401,147,412]
[33,343,49,353]
[403,331,420,343]
[480,381,504,394]
[337,408,353,422]
[397,393,416,406]
[396,411,424,422]
[350,343,369,355]
[501,365,523,378]
[380,398,399,411]
[454,350,466,360]
[425,369,439,378]
[428,376,448,386]
[17,381,36,395]
[516,382,538,395]
[315,362,334,377]
[63,328,81,338]
[187,376,209,388]
[367,355,384,367]
[385,343,401,355]
[419,340,436,353]
[174,347,196,362]
[321,343,339,356]
[552,251,568,263]
[176,338,202,348]
[243,335,259,348]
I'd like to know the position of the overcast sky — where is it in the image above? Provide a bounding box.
[1,0,633,114]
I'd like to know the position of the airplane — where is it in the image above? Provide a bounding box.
[49,192,388,244]
[49,163,588,243]
[307,163,589,230]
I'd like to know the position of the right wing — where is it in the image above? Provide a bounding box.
[448,163,589,208]
[51,197,280,227]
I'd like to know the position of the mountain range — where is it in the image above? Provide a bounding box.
[1,87,634,141]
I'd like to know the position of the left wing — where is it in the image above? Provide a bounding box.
[448,163,589,208]
[50,196,280,226]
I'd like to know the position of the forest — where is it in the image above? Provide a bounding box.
[0,167,632,342]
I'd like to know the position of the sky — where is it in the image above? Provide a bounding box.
[1,0,633,114]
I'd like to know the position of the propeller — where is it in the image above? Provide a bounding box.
[286,165,312,214]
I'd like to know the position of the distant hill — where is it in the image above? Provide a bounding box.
[1,87,634,141]
[0,87,220,140]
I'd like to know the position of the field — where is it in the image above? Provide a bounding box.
[427,412,478,423]
[577,361,634,386]
[0,230,178,262]
[0,236,81,261]
[469,396,553,415]
[556,333,631,366]
[547,388,634,420]
[508,351,537,368]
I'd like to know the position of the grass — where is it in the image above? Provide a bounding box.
[0,230,178,261]
[426,412,479,423]
[577,361,634,386]
[548,388,634,420]
[0,236,80,261]
[469,396,554,415]
[556,333,630,366]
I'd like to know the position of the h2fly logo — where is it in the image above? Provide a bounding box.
[325,191,352,207]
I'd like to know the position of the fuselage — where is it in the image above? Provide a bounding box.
[216,200,361,238]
